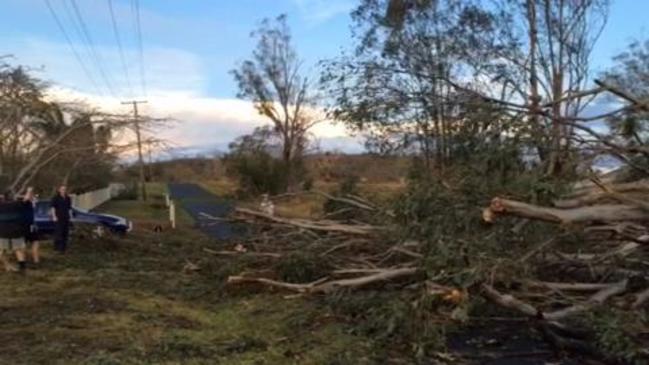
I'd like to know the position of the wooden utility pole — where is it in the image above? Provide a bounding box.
[122,100,148,201]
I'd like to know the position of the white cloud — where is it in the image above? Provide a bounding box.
[46,87,360,157]
[6,33,361,157]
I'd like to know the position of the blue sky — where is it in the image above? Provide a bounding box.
[1,0,354,97]
[1,0,647,156]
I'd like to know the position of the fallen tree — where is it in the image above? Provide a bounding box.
[227,267,419,294]
[233,207,380,235]
[483,197,649,224]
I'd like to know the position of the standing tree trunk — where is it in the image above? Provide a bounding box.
[526,0,544,165]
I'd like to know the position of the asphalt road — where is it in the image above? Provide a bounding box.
[167,183,239,240]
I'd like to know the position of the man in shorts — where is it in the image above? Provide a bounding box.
[0,236,27,272]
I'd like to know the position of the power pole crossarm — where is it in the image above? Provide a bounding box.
[122,100,148,201]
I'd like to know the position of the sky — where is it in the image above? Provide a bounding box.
[1,0,648,158]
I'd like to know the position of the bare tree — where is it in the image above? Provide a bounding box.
[520,0,610,176]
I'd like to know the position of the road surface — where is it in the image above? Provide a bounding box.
[167,183,239,240]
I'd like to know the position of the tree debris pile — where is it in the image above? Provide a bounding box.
[204,171,649,362]
[216,1,649,360]
[210,205,421,295]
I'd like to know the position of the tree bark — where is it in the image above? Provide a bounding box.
[483,197,649,224]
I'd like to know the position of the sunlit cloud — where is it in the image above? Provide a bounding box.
[46,86,359,158]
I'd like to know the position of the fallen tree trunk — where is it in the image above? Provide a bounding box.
[483,197,649,224]
[228,267,419,294]
[203,247,282,259]
[233,207,379,236]
[584,223,648,243]
[554,242,640,263]
[226,276,330,293]
[483,280,627,321]
[525,281,615,292]
[481,284,539,317]
[553,192,619,208]
[544,279,627,321]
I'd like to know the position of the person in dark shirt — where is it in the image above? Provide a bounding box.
[50,185,72,253]
[0,191,28,272]
[23,187,41,266]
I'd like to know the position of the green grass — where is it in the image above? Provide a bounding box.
[97,182,193,228]
[200,179,238,198]
[0,202,371,365]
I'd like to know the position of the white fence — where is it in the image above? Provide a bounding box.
[71,183,125,211]
[165,193,176,229]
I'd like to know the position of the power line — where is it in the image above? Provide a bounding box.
[43,0,104,97]
[59,0,109,96]
[133,0,147,97]
[107,0,134,97]
[60,0,116,97]
[68,0,118,97]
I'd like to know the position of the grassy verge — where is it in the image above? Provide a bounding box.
[200,179,238,198]
[0,198,372,365]
[98,182,193,228]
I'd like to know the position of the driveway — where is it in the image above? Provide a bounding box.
[168,183,238,240]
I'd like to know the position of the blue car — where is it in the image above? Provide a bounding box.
[34,201,132,238]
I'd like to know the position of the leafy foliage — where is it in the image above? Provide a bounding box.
[222,126,292,197]
[323,174,364,220]
[590,309,648,364]
[323,290,447,361]
[602,39,649,169]
[0,62,123,193]
[275,252,331,284]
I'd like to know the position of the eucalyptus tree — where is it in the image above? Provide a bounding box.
[231,15,319,189]
[322,0,521,173]
[324,0,611,178]
[601,39,649,148]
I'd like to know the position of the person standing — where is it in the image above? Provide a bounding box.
[23,187,40,266]
[0,192,28,272]
[50,185,72,253]
[0,193,16,272]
